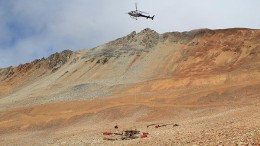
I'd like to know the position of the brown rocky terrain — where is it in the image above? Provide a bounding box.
[0,28,259,145]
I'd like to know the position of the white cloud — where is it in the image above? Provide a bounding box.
[0,0,260,68]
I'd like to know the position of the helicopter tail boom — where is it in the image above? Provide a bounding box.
[147,15,155,20]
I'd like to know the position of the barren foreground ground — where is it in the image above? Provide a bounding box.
[1,82,259,146]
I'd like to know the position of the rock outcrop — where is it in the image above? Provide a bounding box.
[0,50,73,96]
[0,28,259,146]
[0,28,259,110]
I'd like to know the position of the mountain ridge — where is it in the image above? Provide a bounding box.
[0,28,260,145]
[0,27,259,110]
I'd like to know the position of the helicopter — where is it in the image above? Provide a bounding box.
[128,3,154,20]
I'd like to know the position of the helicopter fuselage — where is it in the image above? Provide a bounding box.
[128,11,154,20]
[128,11,142,17]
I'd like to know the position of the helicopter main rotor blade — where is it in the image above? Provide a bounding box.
[135,2,137,11]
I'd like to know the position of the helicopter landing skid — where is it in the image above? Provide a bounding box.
[130,16,138,20]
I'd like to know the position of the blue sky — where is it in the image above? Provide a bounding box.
[0,0,260,68]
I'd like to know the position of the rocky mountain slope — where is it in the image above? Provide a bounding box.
[0,28,259,110]
[0,28,259,145]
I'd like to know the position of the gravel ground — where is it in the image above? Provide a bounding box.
[1,104,259,146]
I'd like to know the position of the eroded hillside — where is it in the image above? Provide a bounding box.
[0,28,260,145]
[0,28,259,110]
